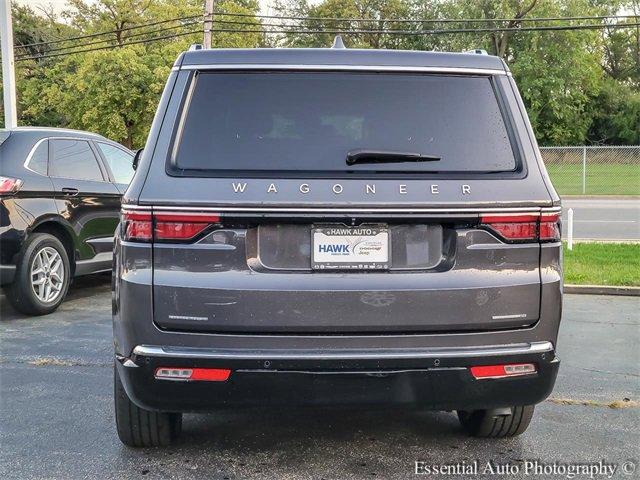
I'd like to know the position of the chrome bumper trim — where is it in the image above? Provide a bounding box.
[132,341,553,361]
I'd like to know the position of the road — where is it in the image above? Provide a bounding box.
[561,198,639,241]
[1,276,639,479]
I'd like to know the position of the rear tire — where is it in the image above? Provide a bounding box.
[114,365,182,447]
[457,405,535,438]
[6,233,70,316]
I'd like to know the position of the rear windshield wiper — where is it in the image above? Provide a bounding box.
[346,149,441,166]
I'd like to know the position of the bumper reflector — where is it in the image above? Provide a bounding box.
[155,367,231,382]
[470,363,536,379]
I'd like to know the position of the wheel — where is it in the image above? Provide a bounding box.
[6,233,71,315]
[457,405,535,438]
[114,365,182,447]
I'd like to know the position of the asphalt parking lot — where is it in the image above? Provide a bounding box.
[1,276,638,480]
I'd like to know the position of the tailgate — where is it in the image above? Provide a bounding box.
[147,209,549,334]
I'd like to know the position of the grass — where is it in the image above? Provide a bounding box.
[545,163,640,195]
[563,242,640,286]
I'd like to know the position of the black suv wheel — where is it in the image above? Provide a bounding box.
[6,233,70,316]
[114,366,182,447]
[457,405,535,438]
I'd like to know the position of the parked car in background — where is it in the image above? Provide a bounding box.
[0,127,134,315]
[113,46,562,447]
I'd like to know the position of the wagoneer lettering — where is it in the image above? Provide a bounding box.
[113,45,562,448]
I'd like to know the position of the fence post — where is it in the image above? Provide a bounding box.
[582,146,587,194]
[567,208,573,250]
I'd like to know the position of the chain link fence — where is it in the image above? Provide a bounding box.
[540,146,640,196]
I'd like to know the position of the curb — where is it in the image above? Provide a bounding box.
[565,284,640,296]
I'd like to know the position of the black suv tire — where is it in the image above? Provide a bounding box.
[457,405,535,438]
[6,233,71,316]
[114,366,182,447]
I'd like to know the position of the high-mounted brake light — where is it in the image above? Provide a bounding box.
[122,210,221,242]
[480,212,560,242]
[470,363,536,379]
[0,176,23,195]
[155,367,231,382]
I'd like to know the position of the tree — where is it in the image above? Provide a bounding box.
[22,47,155,148]
[274,0,415,49]
[12,0,261,147]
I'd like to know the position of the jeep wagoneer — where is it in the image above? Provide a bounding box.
[112,45,562,447]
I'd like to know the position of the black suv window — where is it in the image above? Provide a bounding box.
[172,72,517,175]
[28,140,49,175]
[50,139,104,181]
[96,142,134,184]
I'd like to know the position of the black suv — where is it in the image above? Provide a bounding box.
[113,47,562,447]
[1,127,134,315]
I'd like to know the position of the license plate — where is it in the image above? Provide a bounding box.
[312,225,389,270]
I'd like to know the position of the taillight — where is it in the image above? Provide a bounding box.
[154,213,221,241]
[122,210,221,242]
[539,213,561,241]
[480,212,560,242]
[470,363,536,379]
[122,212,152,242]
[0,176,22,195]
[155,367,231,382]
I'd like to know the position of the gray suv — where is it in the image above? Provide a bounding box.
[113,46,562,447]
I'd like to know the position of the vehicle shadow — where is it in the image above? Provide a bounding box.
[116,406,527,477]
[0,272,111,321]
[183,405,463,448]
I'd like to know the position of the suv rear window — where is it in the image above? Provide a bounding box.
[171,72,517,175]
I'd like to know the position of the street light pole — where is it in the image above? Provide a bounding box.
[203,0,214,49]
[1,0,18,128]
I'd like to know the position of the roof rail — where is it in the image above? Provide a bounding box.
[331,35,346,49]
[189,44,203,51]
[465,49,488,55]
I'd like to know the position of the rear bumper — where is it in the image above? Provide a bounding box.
[116,341,559,413]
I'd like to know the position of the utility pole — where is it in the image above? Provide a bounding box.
[203,0,214,49]
[1,0,18,128]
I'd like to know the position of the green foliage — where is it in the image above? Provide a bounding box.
[510,26,603,145]
[588,79,640,145]
[22,47,155,148]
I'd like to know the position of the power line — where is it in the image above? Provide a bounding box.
[17,12,638,51]
[209,17,640,32]
[15,20,201,58]
[16,21,640,63]
[257,22,640,36]
[216,11,639,25]
[17,14,201,49]
[16,29,202,61]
